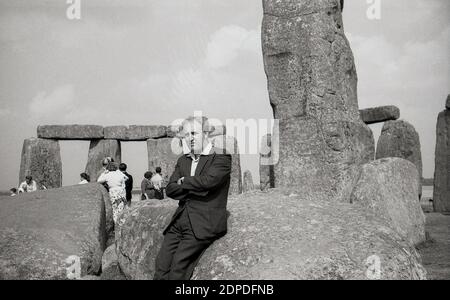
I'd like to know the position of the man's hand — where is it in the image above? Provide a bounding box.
[177,177,185,185]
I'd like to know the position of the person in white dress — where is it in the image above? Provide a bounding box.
[97,162,129,224]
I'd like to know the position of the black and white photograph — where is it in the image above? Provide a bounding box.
[0,0,449,286]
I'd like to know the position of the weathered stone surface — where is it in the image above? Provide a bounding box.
[259,134,275,191]
[243,170,255,193]
[169,124,227,138]
[115,191,426,280]
[360,106,400,124]
[100,244,126,280]
[19,138,62,189]
[211,135,242,195]
[37,125,104,140]
[358,123,376,162]
[104,125,167,141]
[147,138,183,184]
[0,184,112,279]
[376,120,423,198]
[85,139,121,181]
[433,109,450,212]
[262,0,371,201]
[351,158,426,245]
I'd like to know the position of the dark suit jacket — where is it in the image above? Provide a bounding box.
[123,172,133,201]
[165,147,232,240]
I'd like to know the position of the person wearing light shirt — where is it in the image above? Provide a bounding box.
[18,176,38,193]
[98,162,129,224]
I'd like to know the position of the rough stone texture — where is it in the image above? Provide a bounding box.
[100,244,126,280]
[169,124,226,138]
[115,200,177,279]
[433,109,450,212]
[0,184,112,279]
[243,170,255,193]
[211,135,242,195]
[359,106,400,125]
[85,139,121,181]
[104,125,167,141]
[262,0,371,201]
[259,134,275,191]
[19,138,62,189]
[417,213,450,280]
[147,138,183,184]
[351,158,426,246]
[115,191,426,280]
[37,125,104,140]
[376,120,423,198]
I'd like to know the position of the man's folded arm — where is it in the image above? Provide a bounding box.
[181,154,231,192]
[165,158,189,200]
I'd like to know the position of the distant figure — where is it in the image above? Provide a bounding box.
[119,163,133,207]
[97,162,129,224]
[10,188,17,197]
[151,167,164,200]
[78,173,90,184]
[18,176,38,193]
[141,171,155,200]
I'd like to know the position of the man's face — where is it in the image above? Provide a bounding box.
[182,120,208,154]
[26,178,32,184]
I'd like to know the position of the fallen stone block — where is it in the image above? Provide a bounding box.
[115,191,426,280]
[351,158,426,245]
[0,184,113,279]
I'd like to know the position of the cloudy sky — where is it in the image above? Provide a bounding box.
[0,0,449,190]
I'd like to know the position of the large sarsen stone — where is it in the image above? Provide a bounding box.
[115,191,426,280]
[0,184,113,279]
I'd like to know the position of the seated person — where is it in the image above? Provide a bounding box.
[18,176,38,193]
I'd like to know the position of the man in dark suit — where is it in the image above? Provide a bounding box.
[153,116,232,280]
[119,163,133,206]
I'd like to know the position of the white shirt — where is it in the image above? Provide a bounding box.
[151,173,164,190]
[18,180,38,193]
[186,142,213,176]
[97,170,129,190]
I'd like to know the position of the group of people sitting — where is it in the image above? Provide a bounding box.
[10,175,45,196]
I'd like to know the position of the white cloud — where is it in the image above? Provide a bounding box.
[29,84,76,120]
[205,25,260,69]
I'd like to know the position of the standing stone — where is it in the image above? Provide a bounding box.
[262,0,371,201]
[147,138,183,184]
[19,138,62,189]
[434,97,450,212]
[243,170,255,193]
[259,134,275,191]
[376,120,423,198]
[211,135,242,195]
[85,140,121,181]
[359,106,400,125]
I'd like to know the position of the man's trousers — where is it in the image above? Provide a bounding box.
[154,208,213,280]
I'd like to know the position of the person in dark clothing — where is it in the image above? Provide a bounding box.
[153,116,231,280]
[119,163,133,206]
